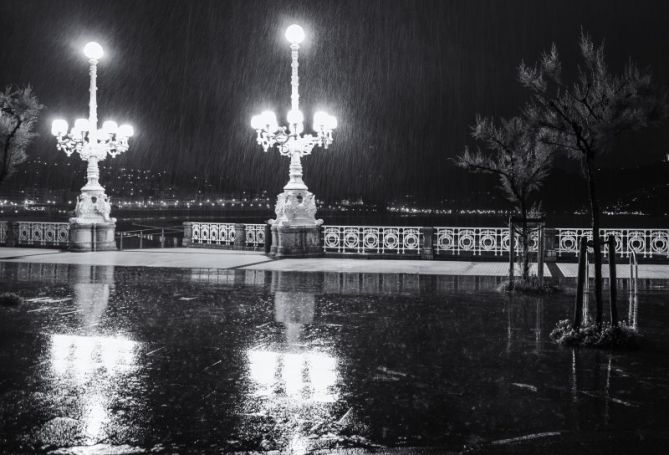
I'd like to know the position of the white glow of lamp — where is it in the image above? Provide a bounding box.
[51,119,68,136]
[83,42,104,60]
[102,120,118,135]
[287,109,304,125]
[118,124,134,137]
[285,24,305,45]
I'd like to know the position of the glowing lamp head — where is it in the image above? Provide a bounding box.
[74,118,90,132]
[327,115,338,129]
[285,24,305,44]
[51,119,68,136]
[260,110,278,131]
[251,115,263,130]
[102,120,118,135]
[83,41,104,60]
[287,109,304,125]
[118,124,134,137]
[313,111,329,129]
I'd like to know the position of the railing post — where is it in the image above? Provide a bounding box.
[608,235,618,325]
[508,218,515,284]
[139,233,143,249]
[234,223,246,250]
[119,232,124,250]
[264,223,272,254]
[538,224,545,284]
[182,222,193,247]
[574,237,588,329]
[160,228,165,248]
[543,227,557,262]
[420,227,434,260]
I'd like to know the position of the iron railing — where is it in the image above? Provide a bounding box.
[322,225,421,255]
[555,228,669,258]
[187,222,266,248]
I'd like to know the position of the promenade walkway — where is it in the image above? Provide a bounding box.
[1,247,667,278]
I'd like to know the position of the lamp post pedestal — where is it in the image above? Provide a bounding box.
[268,189,323,257]
[69,219,117,252]
[269,223,322,258]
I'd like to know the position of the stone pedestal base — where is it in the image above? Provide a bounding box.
[269,224,322,258]
[69,220,117,252]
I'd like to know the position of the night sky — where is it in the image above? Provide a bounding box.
[1,0,668,204]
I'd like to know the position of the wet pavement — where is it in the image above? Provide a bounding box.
[1,262,669,454]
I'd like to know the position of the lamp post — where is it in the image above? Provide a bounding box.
[251,24,337,257]
[51,41,134,251]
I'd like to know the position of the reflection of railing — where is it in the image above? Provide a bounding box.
[556,228,669,259]
[322,225,421,255]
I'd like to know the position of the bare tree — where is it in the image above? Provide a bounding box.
[0,85,43,187]
[457,115,552,280]
[519,32,667,325]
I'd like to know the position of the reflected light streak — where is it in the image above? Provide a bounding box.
[50,333,139,377]
[49,333,140,442]
[247,349,338,403]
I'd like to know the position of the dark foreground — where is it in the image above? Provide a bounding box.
[1,262,668,454]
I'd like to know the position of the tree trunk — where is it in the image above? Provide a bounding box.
[0,116,22,187]
[585,158,604,326]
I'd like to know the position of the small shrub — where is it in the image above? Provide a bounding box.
[498,277,559,295]
[550,319,641,349]
[0,292,23,306]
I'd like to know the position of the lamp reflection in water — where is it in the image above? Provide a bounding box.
[247,290,338,403]
[47,265,140,443]
[245,273,340,453]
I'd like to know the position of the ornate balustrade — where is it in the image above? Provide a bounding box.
[0,221,70,247]
[555,228,669,259]
[322,225,421,255]
[246,224,266,247]
[433,227,539,257]
[186,222,266,248]
[190,222,236,246]
[176,222,669,261]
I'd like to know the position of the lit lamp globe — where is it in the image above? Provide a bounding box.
[285,24,305,45]
[102,120,118,135]
[51,119,68,136]
[83,41,104,60]
[118,124,134,137]
[287,109,304,125]
[251,115,263,130]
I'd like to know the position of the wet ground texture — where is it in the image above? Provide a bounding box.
[1,262,669,454]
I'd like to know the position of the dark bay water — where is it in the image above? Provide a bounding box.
[1,263,668,453]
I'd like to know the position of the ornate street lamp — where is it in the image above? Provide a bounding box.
[251,24,337,256]
[51,41,134,251]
